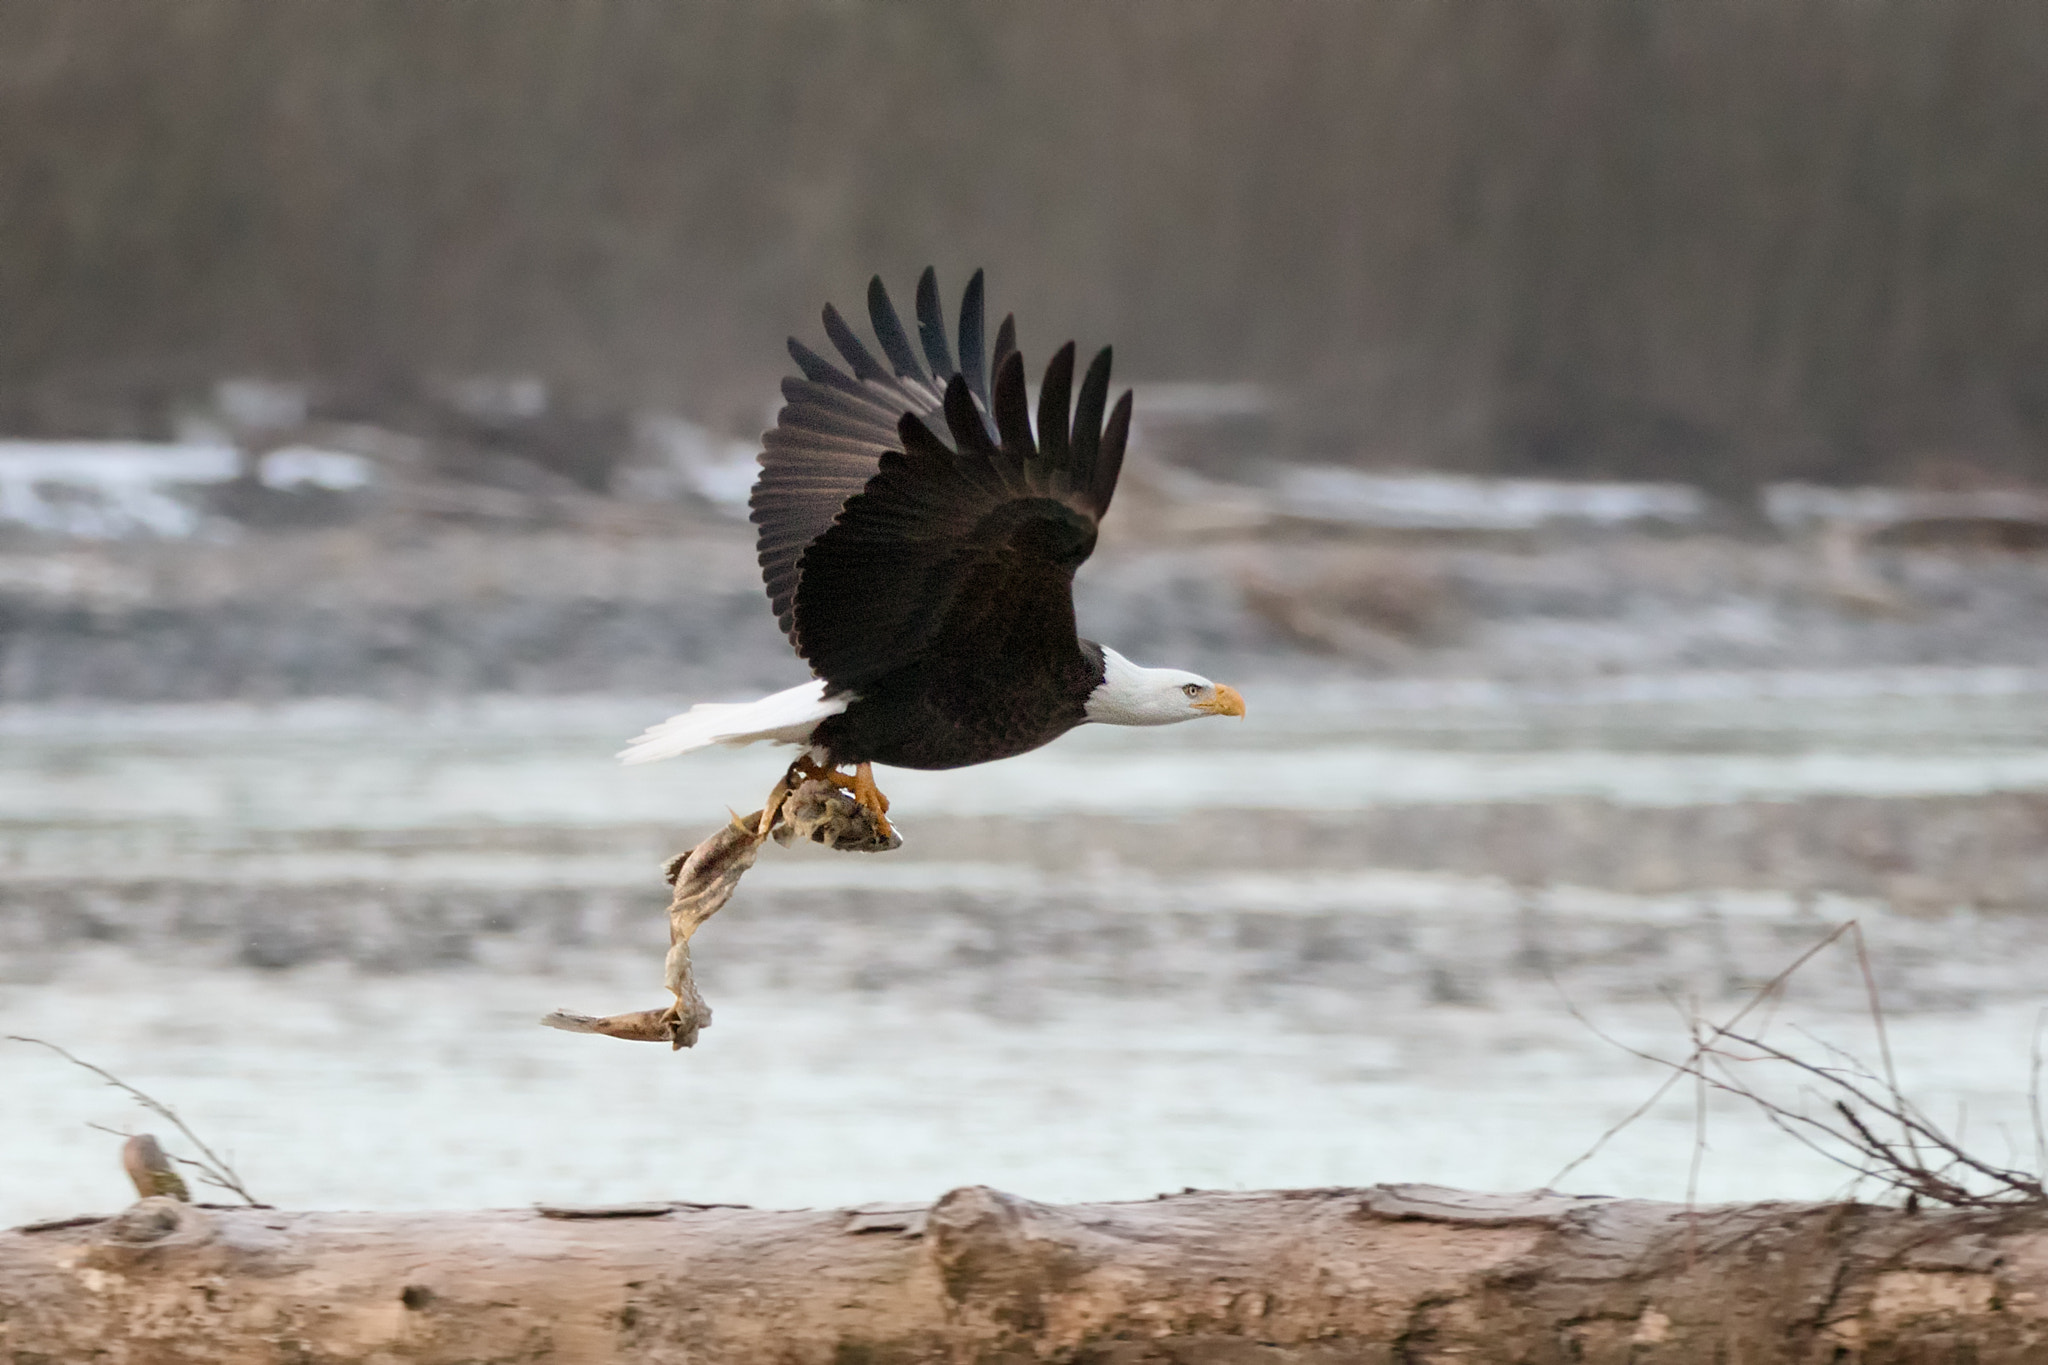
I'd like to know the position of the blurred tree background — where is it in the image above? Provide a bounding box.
[1,0,2045,488]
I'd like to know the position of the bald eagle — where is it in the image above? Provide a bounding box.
[621,269,1245,837]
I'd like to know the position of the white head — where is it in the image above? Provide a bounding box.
[1083,647,1247,727]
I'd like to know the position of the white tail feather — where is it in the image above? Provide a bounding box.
[617,680,849,765]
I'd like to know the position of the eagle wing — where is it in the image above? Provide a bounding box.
[753,268,1016,652]
[751,271,1132,694]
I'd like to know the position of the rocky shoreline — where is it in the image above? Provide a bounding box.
[8,513,2048,702]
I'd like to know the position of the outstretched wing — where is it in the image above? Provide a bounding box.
[791,342,1131,693]
[752,268,1018,651]
[751,269,1131,692]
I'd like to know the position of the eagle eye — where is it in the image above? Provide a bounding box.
[1181,683,1202,698]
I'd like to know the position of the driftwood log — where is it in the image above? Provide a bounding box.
[5,1184,2047,1363]
[542,776,898,1049]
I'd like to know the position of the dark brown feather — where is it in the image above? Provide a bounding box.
[914,267,955,379]
[749,271,1133,715]
[867,276,930,385]
[958,270,989,409]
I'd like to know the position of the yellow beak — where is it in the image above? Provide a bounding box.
[1194,683,1246,717]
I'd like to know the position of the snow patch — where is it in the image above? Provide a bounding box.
[1764,482,2048,530]
[619,415,759,514]
[0,441,240,538]
[257,446,376,491]
[1273,467,1707,531]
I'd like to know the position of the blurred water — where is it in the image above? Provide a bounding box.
[5,668,2048,1225]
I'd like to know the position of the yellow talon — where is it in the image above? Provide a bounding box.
[851,761,895,840]
[783,755,894,840]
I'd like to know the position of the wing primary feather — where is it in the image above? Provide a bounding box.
[760,270,1123,678]
[1093,389,1134,516]
[787,338,864,395]
[958,270,988,408]
[992,350,1035,456]
[1069,345,1113,495]
[991,314,1018,385]
[781,376,902,425]
[823,304,891,383]
[867,276,930,384]
[940,375,998,455]
[898,411,960,467]
[1037,341,1075,467]
[914,267,955,379]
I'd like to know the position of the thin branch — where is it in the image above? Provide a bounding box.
[1685,1003,1707,1270]
[1849,922,1921,1171]
[9,1036,262,1206]
[1546,921,1855,1188]
[1696,1048,1945,1194]
[1713,1029,2044,1203]
[1544,991,1694,1188]
[2031,1007,2047,1182]
[86,1121,252,1198]
[1556,921,2046,1209]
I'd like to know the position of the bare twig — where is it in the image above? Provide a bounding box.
[1850,923,1921,1172]
[1556,922,2047,1209]
[87,1122,235,1194]
[1547,921,1855,1188]
[1684,1002,1707,1270]
[2031,1008,2047,1182]
[1708,1027,2044,1206]
[8,1036,262,1206]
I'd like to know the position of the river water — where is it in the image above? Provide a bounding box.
[5,667,2048,1225]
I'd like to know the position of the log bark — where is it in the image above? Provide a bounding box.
[5,1185,2047,1363]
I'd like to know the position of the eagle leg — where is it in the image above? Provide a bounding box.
[784,752,845,790]
[782,754,895,841]
[850,760,895,840]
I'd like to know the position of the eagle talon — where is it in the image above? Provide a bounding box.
[782,755,895,841]
[850,761,895,840]
[785,754,852,793]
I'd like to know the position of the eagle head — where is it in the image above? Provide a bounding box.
[1084,647,1246,727]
